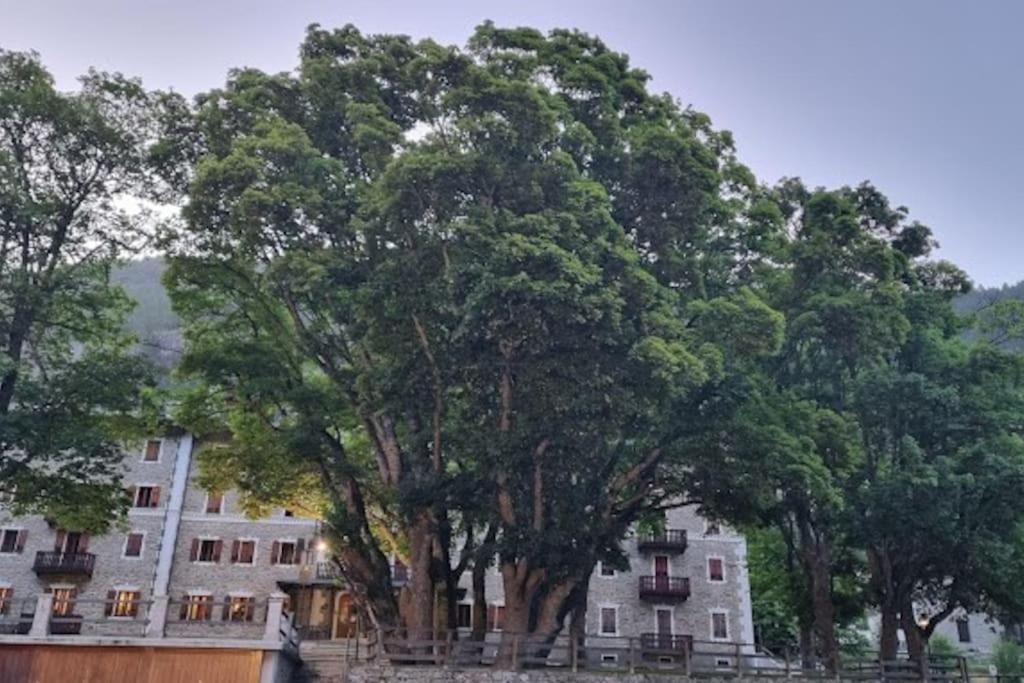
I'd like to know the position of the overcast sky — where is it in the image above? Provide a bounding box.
[3,0,1022,286]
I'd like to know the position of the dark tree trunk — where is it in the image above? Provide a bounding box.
[900,596,925,662]
[471,556,487,641]
[405,510,437,640]
[798,518,839,675]
[799,623,815,670]
[496,560,544,668]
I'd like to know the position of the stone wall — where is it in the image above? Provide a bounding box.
[339,664,780,683]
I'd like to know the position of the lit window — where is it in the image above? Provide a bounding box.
[108,590,140,618]
[0,587,10,615]
[708,557,725,582]
[711,611,729,640]
[182,594,213,621]
[124,533,144,558]
[600,606,618,635]
[226,595,255,622]
[456,603,472,629]
[52,588,76,617]
[143,440,161,462]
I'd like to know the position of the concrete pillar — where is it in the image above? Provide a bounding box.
[29,594,53,637]
[264,592,287,642]
[147,594,169,637]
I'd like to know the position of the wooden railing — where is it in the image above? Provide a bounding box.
[637,529,688,553]
[637,575,690,601]
[32,551,96,576]
[640,632,693,652]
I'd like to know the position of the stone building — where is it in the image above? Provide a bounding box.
[0,432,754,655]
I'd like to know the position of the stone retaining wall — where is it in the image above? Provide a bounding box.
[337,664,783,683]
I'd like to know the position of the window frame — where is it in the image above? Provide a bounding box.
[0,585,11,615]
[0,527,22,554]
[234,538,257,565]
[204,491,224,515]
[226,593,256,623]
[110,587,141,619]
[276,539,299,566]
[598,604,619,636]
[122,532,146,560]
[183,591,214,621]
[707,555,726,583]
[141,439,163,463]
[709,609,730,642]
[133,484,159,509]
[956,616,972,643]
[195,538,220,564]
[653,606,675,636]
[456,602,473,629]
[598,561,616,578]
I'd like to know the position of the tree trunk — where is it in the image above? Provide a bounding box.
[799,523,839,675]
[405,510,437,640]
[496,560,544,669]
[900,596,925,662]
[879,601,900,662]
[799,623,815,671]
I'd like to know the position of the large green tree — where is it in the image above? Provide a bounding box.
[0,50,162,530]
[163,23,781,646]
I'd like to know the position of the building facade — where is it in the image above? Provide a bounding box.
[0,433,754,653]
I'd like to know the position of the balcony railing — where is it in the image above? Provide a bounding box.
[32,551,96,577]
[641,632,693,652]
[637,529,688,553]
[638,576,691,602]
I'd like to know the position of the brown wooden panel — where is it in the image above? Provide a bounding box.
[0,644,263,683]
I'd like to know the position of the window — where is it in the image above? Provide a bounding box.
[601,654,618,666]
[600,606,618,635]
[599,562,616,577]
[283,509,294,517]
[487,604,506,632]
[705,521,720,536]
[0,587,10,615]
[708,557,725,582]
[225,595,255,622]
[143,440,161,462]
[192,539,221,563]
[133,486,160,508]
[52,587,77,617]
[0,528,24,554]
[123,533,144,558]
[456,603,472,629]
[107,590,140,618]
[957,616,972,643]
[54,531,88,554]
[181,593,213,621]
[205,492,223,514]
[710,610,729,641]
[232,540,256,565]
[272,539,303,566]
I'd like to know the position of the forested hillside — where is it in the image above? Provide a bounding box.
[113,258,181,372]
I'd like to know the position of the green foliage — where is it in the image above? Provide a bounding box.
[994,640,1024,679]
[928,634,960,658]
[0,50,165,532]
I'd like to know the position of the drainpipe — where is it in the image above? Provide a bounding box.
[147,433,193,637]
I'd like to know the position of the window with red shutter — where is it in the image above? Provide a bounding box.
[708,557,725,582]
[143,440,161,462]
[124,533,144,558]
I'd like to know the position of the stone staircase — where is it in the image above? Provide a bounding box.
[297,639,375,682]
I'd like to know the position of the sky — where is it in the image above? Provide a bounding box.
[3,0,1022,286]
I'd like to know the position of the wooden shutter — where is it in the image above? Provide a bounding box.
[15,530,27,553]
[79,534,89,553]
[230,540,240,563]
[127,486,137,507]
[179,595,189,620]
[213,540,223,563]
[296,538,306,564]
[222,597,231,621]
[270,541,280,565]
[189,538,199,562]
[53,530,66,553]
[104,590,116,617]
[150,487,161,508]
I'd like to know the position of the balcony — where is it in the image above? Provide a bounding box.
[641,633,693,653]
[32,551,96,577]
[638,576,691,603]
[49,614,83,635]
[637,529,688,554]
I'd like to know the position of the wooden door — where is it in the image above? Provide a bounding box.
[334,592,359,639]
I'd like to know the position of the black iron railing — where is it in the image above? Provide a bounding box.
[32,551,96,576]
[638,576,690,601]
[637,529,688,553]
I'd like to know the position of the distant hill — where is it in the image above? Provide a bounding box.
[112,258,182,373]
[955,280,1024,314]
